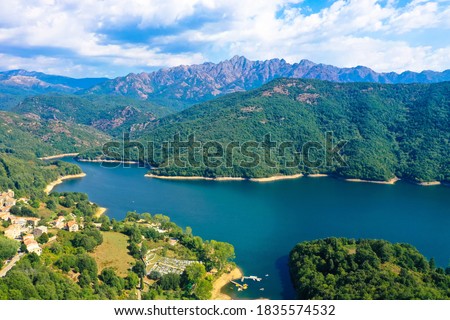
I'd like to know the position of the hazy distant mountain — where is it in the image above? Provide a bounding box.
[84,56,450,106]
[0,69,108,93]
[0,69,109,110]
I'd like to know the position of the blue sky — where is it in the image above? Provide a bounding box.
[0,0,449,77]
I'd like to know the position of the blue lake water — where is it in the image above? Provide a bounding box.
[55,158,450,299]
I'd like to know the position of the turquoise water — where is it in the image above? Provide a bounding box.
[55,159,450,299]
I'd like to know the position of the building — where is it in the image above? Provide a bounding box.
[0,189,16,213]
[24,238,42,255]
[26,217,41,227]
[4,224,21,239]
[66,220,79,232]
[23,234,35,242]
[0,211,10,221]
[33,226,48,238]
[9,216,27,227]
[53,216,65,229]
[168,238,179,246]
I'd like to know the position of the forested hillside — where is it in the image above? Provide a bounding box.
[13,95,173,137]
[0,111,109,197]
[131,79,450,183]
[289,238,450,300]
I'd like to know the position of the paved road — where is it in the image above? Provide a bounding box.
[0,253,24,277]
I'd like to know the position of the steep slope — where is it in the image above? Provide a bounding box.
[85,56,450,107]
[0,111,110,159]
[0,111,108,197]
[128,79,450,183]
[13,94,173,137]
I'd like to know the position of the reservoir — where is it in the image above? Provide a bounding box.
[55,158,450,299]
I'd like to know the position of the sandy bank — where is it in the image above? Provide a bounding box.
[307,174,329,178]
[145,173,303,182]
[345,177,399,185]
[211,268,243,300]
[145,174,245,181]
[78,159,140,164]
[39,153,79,160]
[95,207,107,218]
[44,173,86,194]
[416,181,441,186]
[249,174,303,182]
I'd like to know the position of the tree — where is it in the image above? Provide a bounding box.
[37,233,49,244]
[125,211,140,222]
[71,233,98,252]
[76,254,98,280]
[193,278,213,300]
[125,272,140,290]
[148,271,161,280]
[141,212,152,222]
[46,199,57,210]
[182,263,206,285]
[132,261,146,289]
[9,205,21,216]
[132,261,146,278]
[429,258,436,270]
[100,268,124,291]
[0,236,19,263]
[206,241,235,270]
[159,273,180,291]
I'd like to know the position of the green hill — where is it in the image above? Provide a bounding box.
[0,111,110,197]
[132,78,450,183]
[13,94,173,137]
[289,238,450,300]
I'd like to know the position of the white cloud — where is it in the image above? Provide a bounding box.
[0,0,449,76]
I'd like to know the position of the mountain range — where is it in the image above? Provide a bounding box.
[84,56,450,106]
[2,56,450,110]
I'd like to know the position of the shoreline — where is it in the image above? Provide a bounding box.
[249,174,303,182]
[95,207,107,218]
[39,153,79,160]
[78,158,140,164]
[211,268,243,300]
[306,173,329,178]
[416,181,441,186]
[145,174,245,181]
[144,173,303,182]
[344,177,400,185]
[44,173,87,194]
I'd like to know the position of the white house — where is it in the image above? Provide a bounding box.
[4,224,21,239]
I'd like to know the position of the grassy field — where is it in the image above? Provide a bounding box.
[90,231,135,276]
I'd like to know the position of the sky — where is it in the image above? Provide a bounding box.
[0,0,449,78]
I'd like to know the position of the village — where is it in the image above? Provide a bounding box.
[1,189,81,258]
[2,189,201,279]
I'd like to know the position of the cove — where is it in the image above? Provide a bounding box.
[54,158,450,299]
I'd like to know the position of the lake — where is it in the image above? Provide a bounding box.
[55,158,450,299]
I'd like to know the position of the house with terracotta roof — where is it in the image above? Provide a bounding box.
[66,220,79,232]
[24,238,42,255]
[23,234,35,242]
